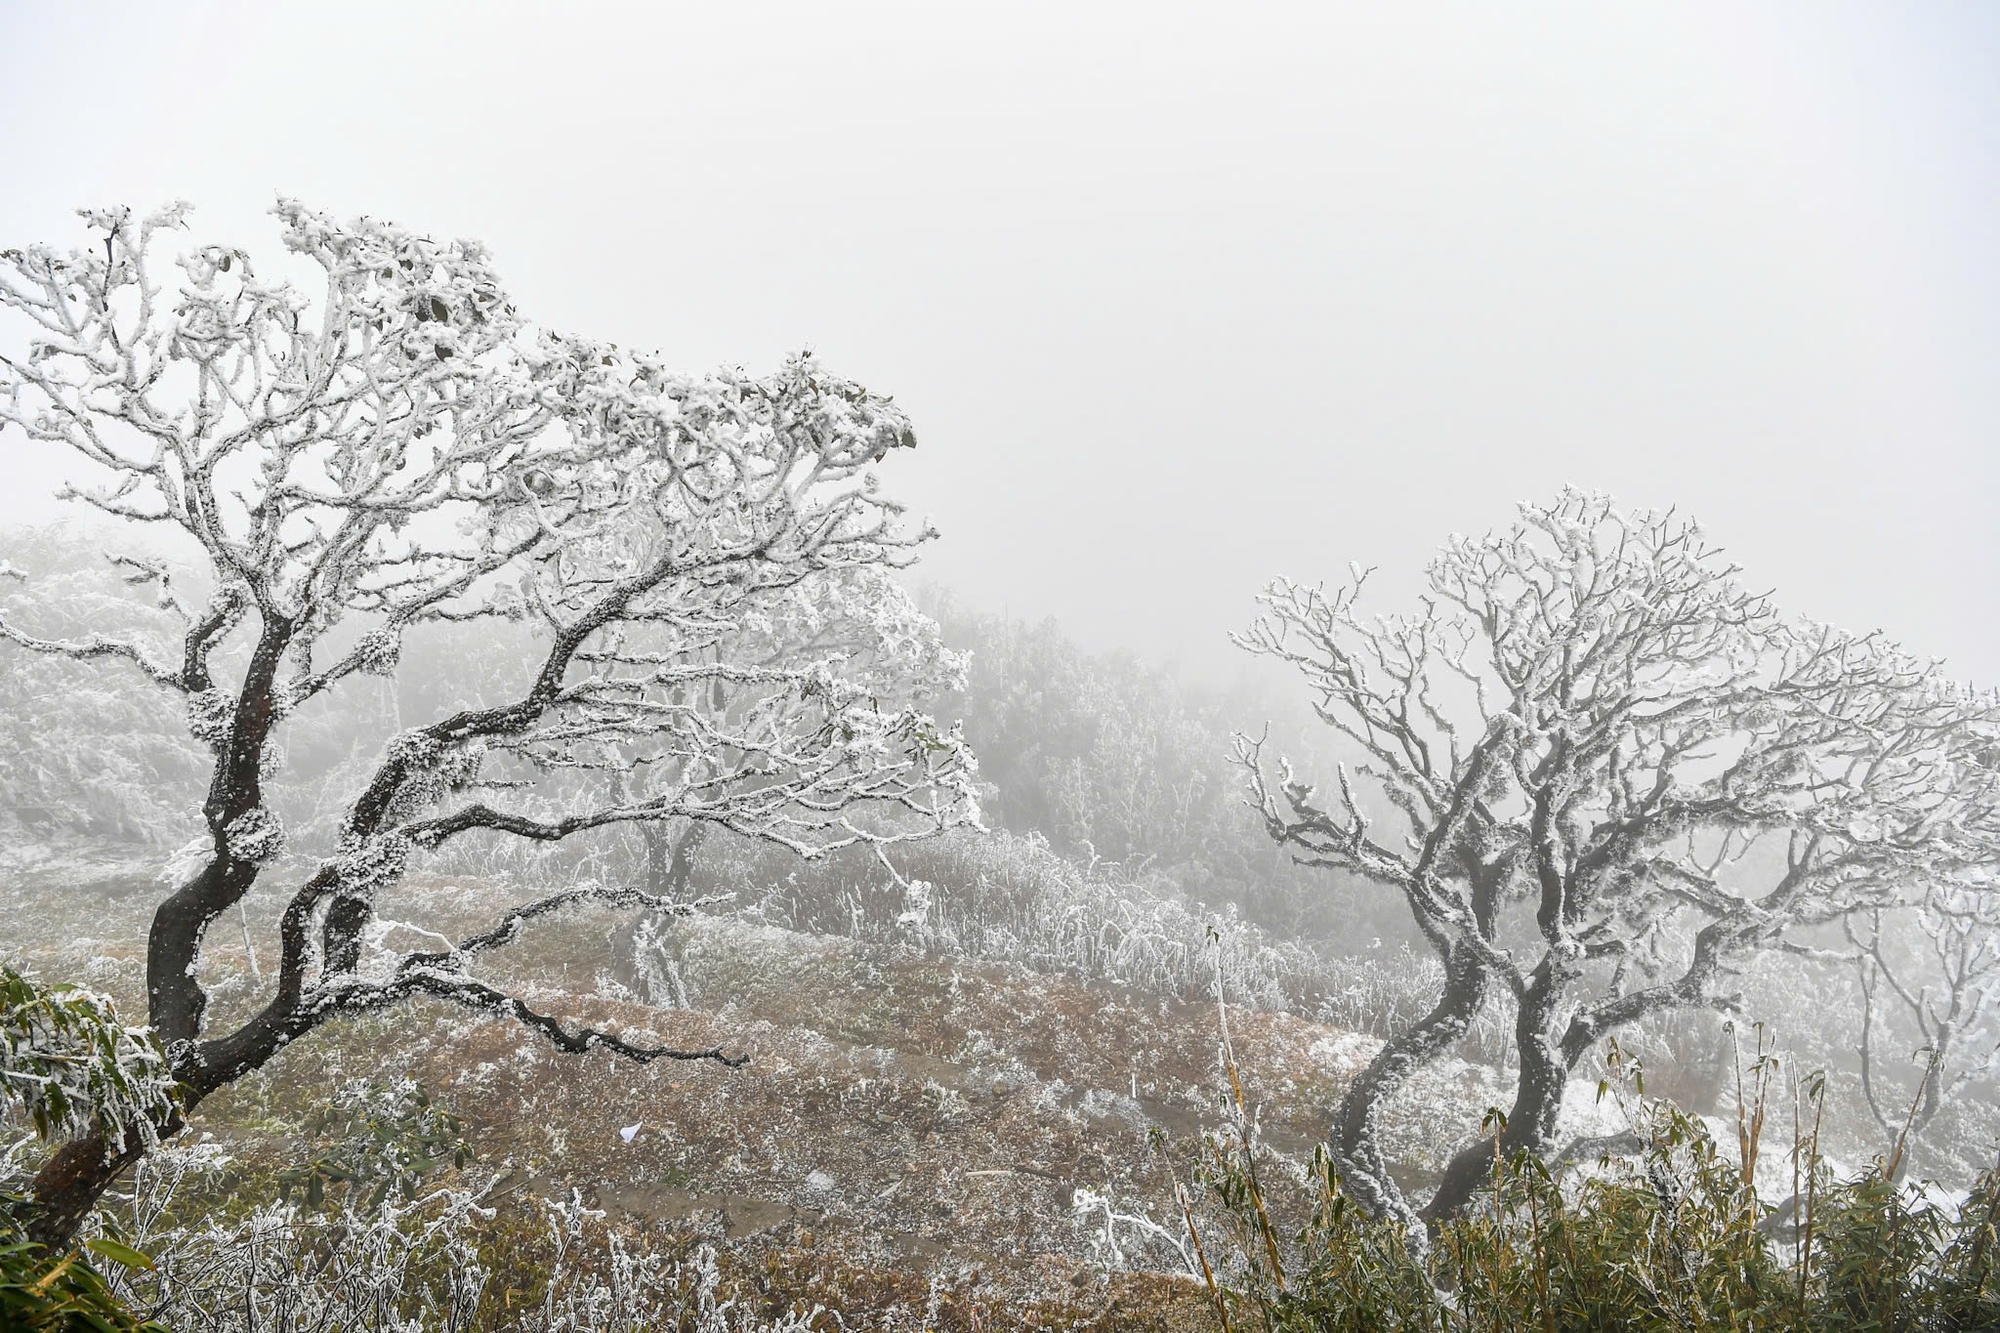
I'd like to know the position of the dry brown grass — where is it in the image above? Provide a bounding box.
[6,864,1364,1325]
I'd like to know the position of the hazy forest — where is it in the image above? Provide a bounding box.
[0,201,1996,1332]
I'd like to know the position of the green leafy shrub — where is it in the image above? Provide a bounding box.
[0,1226,165,1333]
[1202,1096,2000,1331]
[0,966,174,1331]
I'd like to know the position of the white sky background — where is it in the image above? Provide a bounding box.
[1,2,1995,685]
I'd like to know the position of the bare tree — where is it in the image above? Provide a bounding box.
[1843,876,2000,1178]
[0,202,978,1246]
[611,564,966,894]
[1237,490,1998,1233]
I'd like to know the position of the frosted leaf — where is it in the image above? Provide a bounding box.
[430,745,484,795]
[1,966,178,1152]
[333,832,413,896]
[258,740,287,778]
[387,730,445,769]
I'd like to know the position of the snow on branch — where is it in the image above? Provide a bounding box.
[1239,487,1999,984]
[267,882,754,1068]
[398,882,733,975]
[328,968,748,1068]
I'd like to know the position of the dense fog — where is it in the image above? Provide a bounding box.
[2,6,1997,1328]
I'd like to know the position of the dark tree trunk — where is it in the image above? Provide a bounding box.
[1423,955,1572,1223]
[1327,937,1491,1230]
[151,618,294,1050]
[27,624,292,1249]
[321,892,372,974]
[1420,931,1730,1223]
[611,824,708,1002]
[642,822,673,894]
[23,1118,162,1252]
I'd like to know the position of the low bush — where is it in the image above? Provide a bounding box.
[724,826,1485,1049]
[0,1219,164,1333]
[1197,1095,2000,1331]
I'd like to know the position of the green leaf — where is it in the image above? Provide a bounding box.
[83,1238,154,1272]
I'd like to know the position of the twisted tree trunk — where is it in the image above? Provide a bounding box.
[1423,956,1570,1223]
[1422,928,1731,1223]
[24,1133,143,1253]
[1328,937,1491,1233]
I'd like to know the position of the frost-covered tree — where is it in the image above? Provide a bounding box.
[608,563,966,896]
[1842,871,2000,1178]
[1237,490,1999,1231]
[0,202,977,1246]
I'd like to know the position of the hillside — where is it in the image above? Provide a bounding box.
[2,848,1491,1327]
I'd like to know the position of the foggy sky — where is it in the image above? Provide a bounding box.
[2,2,1995,685]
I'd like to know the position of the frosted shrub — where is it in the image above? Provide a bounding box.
[92,1150,830,1333]
[533,1191,824,1333]
[746,829,1311,1007]
[1072,1184,1201,1277]
[0,965,177,1154]
[615,913,693,1010]
[104,1142,491,1333]
[742,827,1515,1056]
